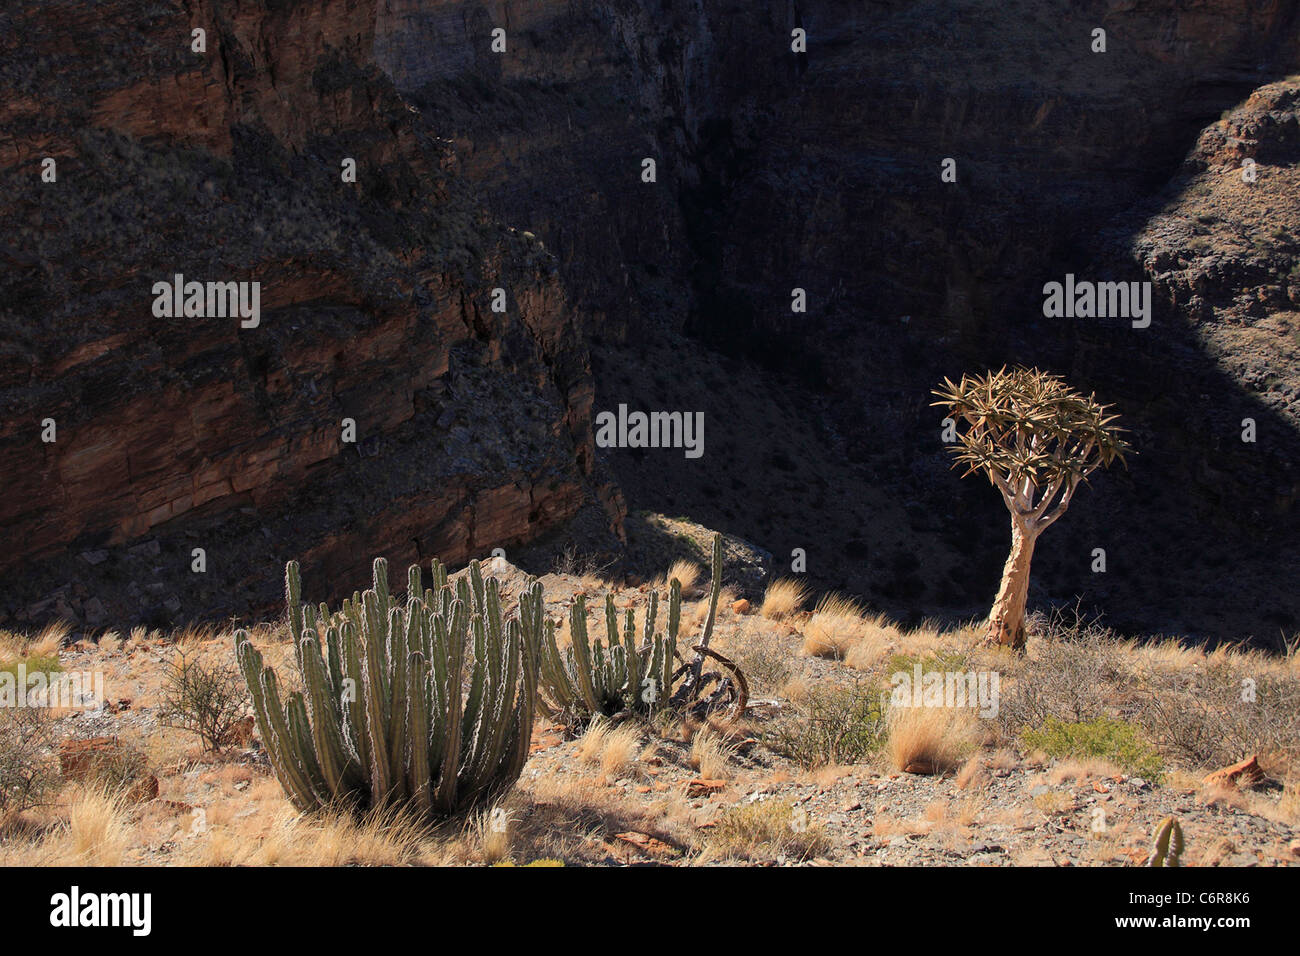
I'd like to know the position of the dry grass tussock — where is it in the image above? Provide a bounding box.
[577,719,643,779]
[0,621,70,662]
[701,798,831,863]
[887,703,978,775]
[761,578,810,619]
[689,729,739,779]
[801,594,865,659]
[655,558,701,593]
[1,786,133,866]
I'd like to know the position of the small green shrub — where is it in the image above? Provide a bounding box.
[1022,716,1163,779]
[885,649,970,678]
[705,799,831,862]
[767,680,888,769]
[0,655,62,682]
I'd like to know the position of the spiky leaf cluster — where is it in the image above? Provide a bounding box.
[932,367,1130,520]
[235,557,541,820]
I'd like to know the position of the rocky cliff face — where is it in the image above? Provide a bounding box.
[374,0,1300,643]
[4,0,1299,642]
[0,0,620,627]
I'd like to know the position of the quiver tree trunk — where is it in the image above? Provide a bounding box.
[987,517,1038,649]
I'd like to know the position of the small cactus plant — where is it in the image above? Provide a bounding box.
[538,532,725,722]
[1148,816,1184,867]
[235,556,542,820]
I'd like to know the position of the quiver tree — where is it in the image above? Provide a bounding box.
[932,367,1130,649]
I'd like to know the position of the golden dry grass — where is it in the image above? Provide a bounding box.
[701,798,831,863]
[2,787,133,866]
[689,730,739,779]
[188,805,448,867]
[0,621,70,663]
[656,558,702,593]
[578,719,642,779]
[471,806,514,865]
[955,756,989,790]
[801,593,864,659]
[761,578,811,619]
[887,704,978,775]
[844,616,904,670]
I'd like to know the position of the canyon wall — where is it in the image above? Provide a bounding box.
[374,0,1300,642]
[3,0,1299,640]
[0,0,620,627]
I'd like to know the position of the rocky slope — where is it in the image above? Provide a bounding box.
[0,0,621,628]
[4,0,1300,644]
[4,556,1296,867]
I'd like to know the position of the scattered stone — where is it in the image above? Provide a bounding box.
[1203,755,1265,790]
[58,737,124,779]
[614,831,680,858]
[686,779,727,797]
[79,550,109,565]
[730,598,751,615]
[126,775,160,803]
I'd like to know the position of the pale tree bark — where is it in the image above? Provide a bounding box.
[987,516,1038,649]
[985,472,1083,649]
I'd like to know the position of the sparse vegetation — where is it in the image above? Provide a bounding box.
[2,532,1297,868]
[158,647,248,752]
[690,729,739,779]
[1022,717,1164,780]
[725,620,794,694]
[703,798,831,862]
[887,703,978,775]
[0,707,60,815]
[657,558,701,594]
[577,718,642,778]
[768,679,887,769]
[801,594,864,660]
